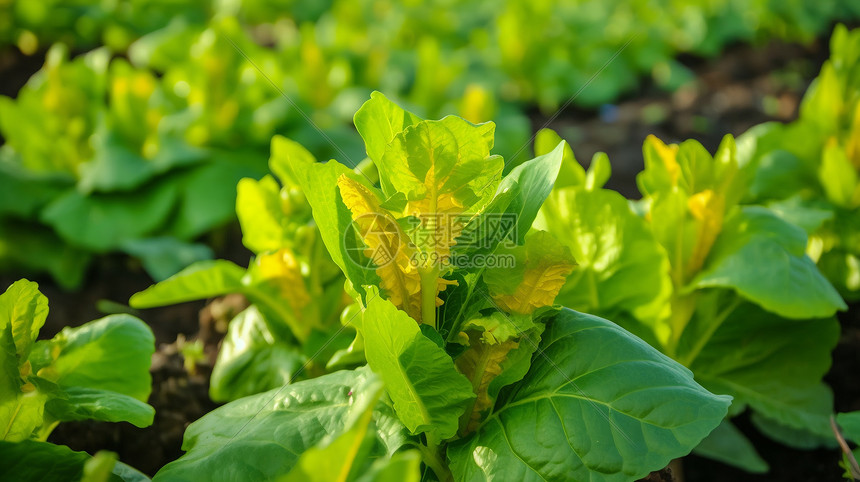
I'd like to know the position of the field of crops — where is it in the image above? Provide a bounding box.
[1,1,860,481]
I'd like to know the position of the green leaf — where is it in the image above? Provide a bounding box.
[153,368,409,482]
[0,220,91,290]
[0,279,49,361]
[236,175,286,254]
[0,440,90,481]
[536,187,672,328]
[45,387,154,428]
[448,308,730,481]
[819,140,859,207]
[353,451,422,482]
[160,151,269,240]
[534,128,583,189]
[585,152,612,191]
[46,315,155,403]
[693,206,846,318]
[130,260,247,308]
[692,419,769,473]
[689,302,839,439]
[41,180,179,251]
[751,412,835,450]
[354,91,422,167]
[839,411,860,443]
[120,237,214,282]
[0,440,149,482]
[280,384,420,482]
[210,306,307,402]
[361,295,474,440]
[284,148,379,299]
[494,140,566,244]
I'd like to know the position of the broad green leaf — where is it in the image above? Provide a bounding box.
[362,295,474,440]
[210,306,307,402]
[280,388,380,482]
[354,91,422,167]
[689,302,839,438]
[448,308,730,482]
[41,180,179,251]
[493,141,566,244]
[0,220,91,290]
[160,151,269,240]
[0,440,149,482]
[120,237,214,282]
[693,206,846,318]
[130,260,246,308]
[45,315,155,403]
[750,412,835,450]
[0,389,48,442]
[45,387,154,428]
[280,385,420,482]
[0,279,49,361]
[765,196,834,235]
[154,368,409,482]
[692,419,768,473]
[536,187,672,330]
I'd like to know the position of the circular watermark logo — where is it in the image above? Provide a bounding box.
[342,212,402,271]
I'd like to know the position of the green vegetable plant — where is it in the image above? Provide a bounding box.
[0,279,155,480]
[130,134,350,402]
[738,24,860,301]
[0,41,270,287]
[149,93,730,481]
[535,129,847,473]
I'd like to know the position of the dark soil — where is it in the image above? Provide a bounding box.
[1,28,858,481]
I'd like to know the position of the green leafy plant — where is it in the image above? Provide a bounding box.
[739,24,860,301]
[149,93,730,481]
[536,129,847,473]
[0,279,154,480]
[130,135,349,402]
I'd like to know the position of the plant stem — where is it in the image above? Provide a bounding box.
[419,266,439,329]
[418,435,453,482]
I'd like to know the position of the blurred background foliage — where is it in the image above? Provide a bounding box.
[0,0,858,288]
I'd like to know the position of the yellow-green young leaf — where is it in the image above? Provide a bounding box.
[534,128,583,189]
[455,331,519,434]
[354,91,422,167]
[0,279,49,362]
[375,116,503,273]
[485,231,575,315]
[536,187,672,337]
[819,139,858,208]
[337,175,423,321]
[254,249,311,316]
[236,176,286,254]
[361,295,474,440]
[82,451,119,482]
[0,390,48,442]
